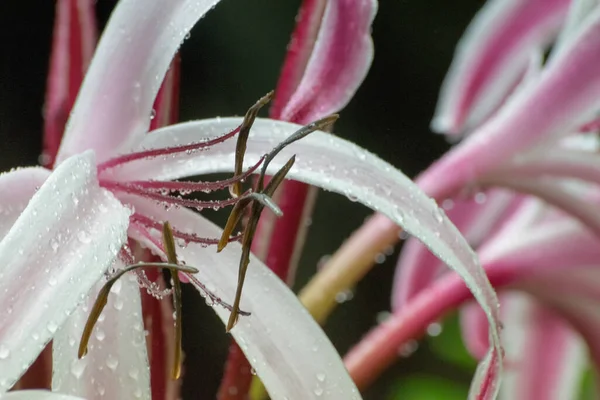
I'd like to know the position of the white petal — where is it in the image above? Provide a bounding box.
[56,0,222,164]
[111,117,501,389]
[126,198,361,399]
[0,152,130,392]
[52,259,150,400]
[1,390,86,400]
[0,167,50,239]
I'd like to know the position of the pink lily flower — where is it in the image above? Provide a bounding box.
[0,0,501,399]
[343,0,600,398]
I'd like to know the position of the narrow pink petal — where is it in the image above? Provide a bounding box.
[420,7,600,200]
[3,391,86,400]
[43,0,97,167]
[480,175,600,236]
[0,152,130,392]
[277,0,376,123]
[269,0,328,119]
[56,0,222,164]
[0,168,50,239]
[498,296,586,400]
[52,260,150,399]
[432,0,569,134]
[392,190,515,310]
[126,199,360,398]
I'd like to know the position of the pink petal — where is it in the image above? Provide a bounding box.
[497,295,586,400]
[553,0,599,57]
[56,0,222,164]
[432,0,570,134]
[44,0,97,167]
[392,190,515,310]
[0,168,50,239]
[460,302,490,361]
[0,152,130,392]
[277,0,376,123]
[126,198,360,398]
[52,260,150,399]
[420,7,600,200]
[3,391,86,400]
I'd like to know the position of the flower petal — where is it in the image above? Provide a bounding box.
[126,199,360,399]
[2,391,86,400]
[110,117,502,394]
[44,0,97,167]
[0,167,50,239]
[553,0,599,57]
[392,190,515,310]
[497,295,586,400]
[52,260,149,400]
[277,0,376,123]
[460,302,491,361]
[0,152,130,392]
[432,0,570,134]
[56,0,221,163]
[420,6,600,200]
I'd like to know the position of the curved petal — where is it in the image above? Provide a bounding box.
[498,295,586,400]
[109,117,502,396]
[392,190,515,310]
[0,152,130,392]
[52,259,150,400]
[432,0,569,134]
[125,198,360,399]
[460,302,490,361]
[553,0,600,57]
[0,167,50,239]
[278,0,376,123]
[2,391,86,400]
[56,0,221,163]
[420,7,600,200]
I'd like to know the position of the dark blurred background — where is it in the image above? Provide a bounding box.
[0,1,484,398]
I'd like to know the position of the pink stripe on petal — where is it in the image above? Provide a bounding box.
[270,0,327,119]
[44,0,97,167]
[57,0,222,164]
[432,0,569,134]
[420,7,600,200]
[278,0,376,123]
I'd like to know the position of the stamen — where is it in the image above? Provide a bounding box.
[221,114,338,331]
[97,124,242,172]
[231,91,274,197]
[104,180,247,211]
[120,155,265,194]
[78,260,198,359]
[131,213,242,246]
[161,222,184,380]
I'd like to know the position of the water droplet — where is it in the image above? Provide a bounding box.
[374,253,386,264]
[77,231,91,244]
[314,386,324,396]
[113,298,124,310]
[0,345,10,359]
[250,368,257,375]
[427,322,442,337]
[129,367,139,380]
[47,321,58,333]
[316,373,326,382]
[106,354,119,371]
[50,239,59,253]
[71,360,86,378]
[474,192,487,204]
[346,194,358,202]
[95,328,106,341]
[150,109,156,120]
[398,340,419,357]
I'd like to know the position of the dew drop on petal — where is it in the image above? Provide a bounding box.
[77,230,91,244]
[47,321,58,333]
[106,354,119,371]
[0,345,10,359]
[316,373,326,382]
[71,360,86,378]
